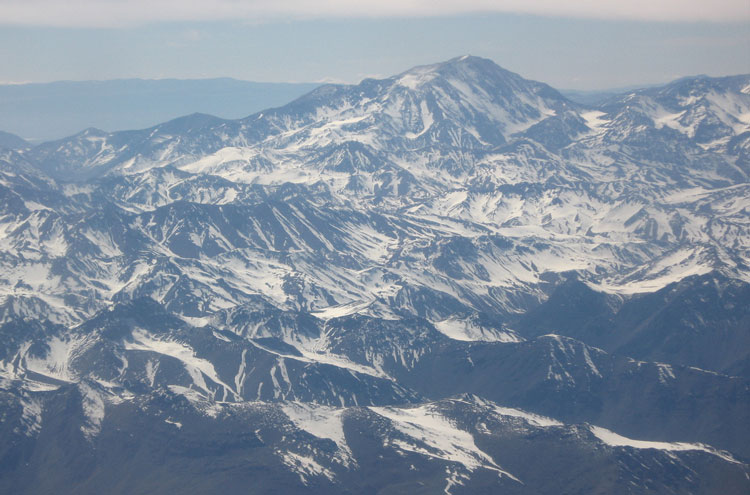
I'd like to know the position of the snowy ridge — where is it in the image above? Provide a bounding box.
[590,426,741,464]
[369,403,521,482]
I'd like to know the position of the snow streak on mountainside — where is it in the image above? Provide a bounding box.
[0,56,748,494]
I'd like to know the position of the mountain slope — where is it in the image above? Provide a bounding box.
[0,130,29,151]
[0,388,746,495]
[518,273,750,377]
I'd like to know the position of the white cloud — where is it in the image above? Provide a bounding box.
[0,0,748,27]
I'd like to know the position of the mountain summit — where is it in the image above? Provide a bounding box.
[23,56,580,180]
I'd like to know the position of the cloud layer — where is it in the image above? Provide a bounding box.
[1,0,749,27]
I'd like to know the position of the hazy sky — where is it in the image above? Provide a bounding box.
[1,0,748,89]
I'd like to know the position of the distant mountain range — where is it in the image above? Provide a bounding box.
[0,56,748,494]
[0,78,320,143]
[0,75,682,144]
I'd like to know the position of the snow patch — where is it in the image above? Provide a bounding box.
[79,382,105,439]
[279,451,335,484]
[581,110,609,133]
[370,404,520,481]
[125,328,240,401]
[281,401,354,467]
[590,426,740,464]
[433,316,521,343]
[492,405,563,428]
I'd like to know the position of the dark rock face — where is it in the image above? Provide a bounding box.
[518,273,750,377]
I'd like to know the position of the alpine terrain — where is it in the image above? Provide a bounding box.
[0,56,748,494]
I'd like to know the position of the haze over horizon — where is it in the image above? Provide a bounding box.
[1,1,748,91]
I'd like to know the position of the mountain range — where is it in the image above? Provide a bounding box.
[0,55,748,494]
[0,78,320,143]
